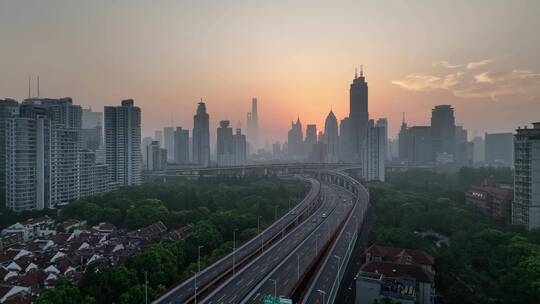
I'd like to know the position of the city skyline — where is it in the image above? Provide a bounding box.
[1,1,539,141]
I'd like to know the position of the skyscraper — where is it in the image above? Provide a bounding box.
[164,127,175,162]
[324,110,339,163]
[22,98,82,207]
[398,113,409,162]
[339,117,353,161]
[247,97,259,151]
[364,119,385,181]
[192,101,210,167]
[174,127,190,164]
[141,136,153,169]
[154,130,163,148]
[349,67,369,162]
[431,105,456,163]
[217,120,234,167]
[0,99,19,207]
[146,141,167,171]
[407,126,432,164]
[485,132,513,166]
[287,117,303,160]
[376,118,389,161]
[233,128,247,166]
[512,122,540,230]
[81,107,104,163]
[305,124,317,156]
[104,99,142,186]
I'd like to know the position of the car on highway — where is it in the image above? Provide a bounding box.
[312,218,317,223]
[321,213,327,218]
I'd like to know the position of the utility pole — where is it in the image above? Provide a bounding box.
[144,271,148,304]
[233,228,238,275]
[269,279,277,298]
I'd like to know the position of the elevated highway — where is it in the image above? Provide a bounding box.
[153,164,372,304]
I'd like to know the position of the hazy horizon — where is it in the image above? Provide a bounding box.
[1,0,539,142]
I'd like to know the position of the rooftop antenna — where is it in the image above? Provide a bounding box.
[37,76,40,98]
[402,112,406,124]
[28,76,31,99]
[354,67,358,79]
[360,65,364,77]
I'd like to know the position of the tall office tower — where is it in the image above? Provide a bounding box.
[324,110,339,163]
[287,117,303,160]
[406,126,432,164]
[349,67,369,162]
[233,128,247,165]
[174,127,190,164]
[485,132,514,166]
[339,117,353,161]
[246,97,259,151]
[455,125,471,165]
[192,101,210,167]
[364,119,385,181]
[398,114,409,162]
[305,124,318,156]
[141,137,153,169]
[472,136,485,164]
[81,107,104,163]
[164,127,175,162]
[22,98,82,208]
[104,99,142,186]
[146,141,167,171]
[217,120,234,167]
[431,105,456,163]
[388,138,399,160]
[154,130,163,148]
[0,99,19,207]
[512,122,540,230]
[376,118,389,161]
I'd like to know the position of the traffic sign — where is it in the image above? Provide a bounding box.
[262,295,280,304]
[279,298,293,304]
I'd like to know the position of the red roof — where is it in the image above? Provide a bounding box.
[17,270,47,287]
[367,244,434,266]
[361,261,434,283]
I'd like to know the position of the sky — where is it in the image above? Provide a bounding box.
[1,0,539,143]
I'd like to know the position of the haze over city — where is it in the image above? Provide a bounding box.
[1,0,539,141]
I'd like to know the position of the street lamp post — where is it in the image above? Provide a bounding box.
[233,229,238,275]
[296,253,302,280]
[317,289,326,304]
[195,245,204,304]
[258,216,264,252]
[334,255,341,278]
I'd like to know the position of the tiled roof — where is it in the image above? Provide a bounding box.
[367,244,434,265]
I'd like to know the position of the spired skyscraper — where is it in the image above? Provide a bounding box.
[193,101,210,167]
[348,67,369,162]
[104,99,142,186]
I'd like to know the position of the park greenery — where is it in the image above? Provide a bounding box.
[36,176,307,304]
[370,167,540,304]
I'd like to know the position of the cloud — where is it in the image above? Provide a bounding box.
[392,72,462,92]
[456,69,540,100]
[467,59,492,69]
[434,61,461,69]
[392,62,540,101]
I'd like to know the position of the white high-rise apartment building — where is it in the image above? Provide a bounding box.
[164,127,175,162]
[512,122,540,230]
[105,99,142,186]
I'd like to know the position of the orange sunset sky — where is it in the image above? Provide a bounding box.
[1,1,539,143]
